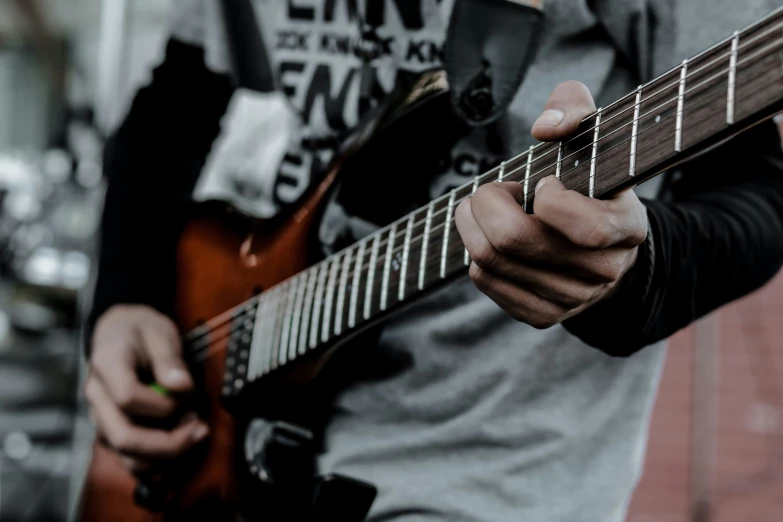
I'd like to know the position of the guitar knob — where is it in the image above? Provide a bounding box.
[133,479,169,512]
[244,418,314,485]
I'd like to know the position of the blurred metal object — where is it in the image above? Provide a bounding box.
[95,0,129,134]
[4,431,33,462]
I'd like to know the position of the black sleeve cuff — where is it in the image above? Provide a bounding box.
[561,204,658,357]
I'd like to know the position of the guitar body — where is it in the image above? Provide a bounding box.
[77,69,468,522]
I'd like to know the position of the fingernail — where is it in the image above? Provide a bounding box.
[535,177,548,193]
[166,369,189,386]
[534,109,565,128]
[192,424,209,441]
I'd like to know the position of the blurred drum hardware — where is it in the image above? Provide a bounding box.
[77,6,783,522]
[0,147,101,333]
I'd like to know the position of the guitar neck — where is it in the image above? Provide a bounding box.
[221,7,783,392]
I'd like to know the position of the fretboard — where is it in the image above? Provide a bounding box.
[220,6,783,393]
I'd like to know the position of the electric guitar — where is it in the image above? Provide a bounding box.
[78,7,783,521]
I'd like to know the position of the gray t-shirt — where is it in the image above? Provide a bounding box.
[164,1,780,520]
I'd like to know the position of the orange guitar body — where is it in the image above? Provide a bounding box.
[77,165,340,522]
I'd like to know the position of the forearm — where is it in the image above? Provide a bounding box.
[563,120,783,355]
[86,39,233,348]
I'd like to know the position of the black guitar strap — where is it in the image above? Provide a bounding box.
[218,0,276,92]
[444,0,545,127]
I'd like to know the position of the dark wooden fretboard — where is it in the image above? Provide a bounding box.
[219,6,783,395]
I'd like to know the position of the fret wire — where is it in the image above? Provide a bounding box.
[590,108,602,198]
[630,85,642,176]
[270,283,291,370]
[247,296,266,380]
[298,269,316,355]
[381,223,397,310]
[287,272,307,361]
[441,189,456,278]
[675,59,688,152]
[398,216,414,301]
[464,176,479,266]
[259,288,278,375]
[335,248,353,336]
[728,31,740,124]
[321,253,342,343]
[278,279,298,366]
[556,142,563,179]
[310,262,328,349]
[497,161,505,181]
[364,234,380,319]
[188,16,783,358]
[419,202,434,290]
[348,240,366,328]
[523,146,533,211]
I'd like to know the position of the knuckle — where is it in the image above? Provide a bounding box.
[580,215,615,249]
[489,218,526,256]
[108,428,135,454]
[594,256,625,283]
[113,385,137,412]
[470,240,500,270]
[468,263,490,290]
[528,313,559,330]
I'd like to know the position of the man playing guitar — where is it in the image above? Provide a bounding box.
[83,0,783,520]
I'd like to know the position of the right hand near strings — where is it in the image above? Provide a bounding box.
[85,304,209,473]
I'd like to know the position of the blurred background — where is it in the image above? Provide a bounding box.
[0,1,779,521]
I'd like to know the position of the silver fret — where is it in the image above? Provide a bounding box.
[497,161,505,182]
[441,190,455,278]
[523,145,533,211]
[278,280,298,366]
[590,108,602,198]
[348,240,365,328]
[321,254,342,343]
[259,288,280,374]
[247,295,267,380]
[556,142,563,179]
[288,273,307,361]
[398,215,414,301]
[364,234,380,319]
[310,262,329,349]
[675,59,688,152]
[335,248,353,336]
[265,288,285,373]
[464,177,479,266]
[419,202,434,290]
[271,285,291,370]
[630,85,642,177]
[298,269,317,355]
[728,31,739,124]
[381,223,397,310]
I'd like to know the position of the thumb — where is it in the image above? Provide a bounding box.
[531,80,597,142]
[140,326,193,393]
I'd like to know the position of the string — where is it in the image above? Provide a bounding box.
[184,25,783,355]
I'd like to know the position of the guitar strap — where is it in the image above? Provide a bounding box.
[217,0,275,92]
[444,0,545,127]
